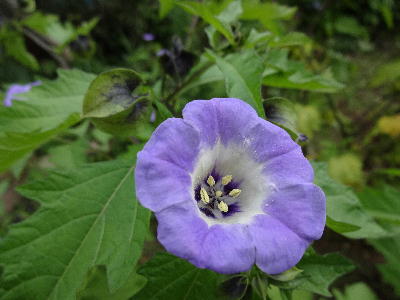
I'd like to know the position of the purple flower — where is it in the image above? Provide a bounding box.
[3,81,41,107]
[135,98,326,274]
[142,33,155,41]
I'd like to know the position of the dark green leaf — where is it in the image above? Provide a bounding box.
[207,50,265,118]
[83,68,144,119]
[159,0,175,19]
[358,185,400,225]
[313,162,388,238]
[296,252,355,297]
[77,266,147,300]
[176,1,235,45]
[369,235,400,296]
[136,252,219,300]
[333,282,378,300]
[83,68,153,137]
[0,28,39,70]
[0,69,95,133]
[0,114,80,173]
[0,159,150,299]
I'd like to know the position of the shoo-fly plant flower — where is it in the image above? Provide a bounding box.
[135,98,326,274]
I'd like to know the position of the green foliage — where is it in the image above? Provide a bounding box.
[1,0,399,299]
[0,69,94,173]
[136,252,219,300]
[22,12,99,51]
[295,252,355,297]
[264,250,354,297]
[241,0,296,33]
[159,0,175,19]
[0,28,39,70]
[77,267,147,300]
[0,114,79,173]
[83,68,154,138]
[369,235,400,296]
[333,282,378,300]
[0,69,94,133]
[358,185,400,225]
[371,60,400,87]
[0,159,150,299]
[176,1,236,45]
[262,49,344,93]
[313,162,388,238]
[207,50,265,117]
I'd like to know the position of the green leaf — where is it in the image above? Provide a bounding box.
[83,68,144,118]
[358,185,400,225]
[159,0,175,19]
[0,69,95,133]
[22,12,98,49]
[48,138,89,169]
[263,70,344,93]
[217,0,243,24]
[0,159,150,299]
[0,114,80,173]
[136,252,219,300]
[326,216,361,234]
[153,99,173,122]
[369,235,400,296]
[370,60,400,87]
[176,1,235,45]
[244,29,272,48]
[83,68,153,137]
[268,32,312,48]
[241,1,296,32]
[0,69,94,173]
[207,50,265,118]
[242,1,296,21]
[0,28,39,70]
[180,63,224,93]
[296,252,355,297]
[77,266,147,300]
[334,16,368,39]
[312,162,388,238]
[333,282,378,300]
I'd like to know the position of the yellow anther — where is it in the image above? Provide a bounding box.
[215,190,223,197]
[200,188,210,204]
[221,175,233,185]
[207,175,216,187]
[218,201,229,213]
[229,189,241,197]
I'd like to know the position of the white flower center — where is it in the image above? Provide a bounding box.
[191,141,272,226]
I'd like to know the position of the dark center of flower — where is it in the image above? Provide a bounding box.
[194,170,242,219]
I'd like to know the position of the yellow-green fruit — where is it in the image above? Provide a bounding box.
[328,153,364,187]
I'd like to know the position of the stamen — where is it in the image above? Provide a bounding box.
[229,189,241,197]
[207,175,216,187]
[221,175,233,185]
[218,201,228,212]
[215,190,223,197]
[200,187,210,204]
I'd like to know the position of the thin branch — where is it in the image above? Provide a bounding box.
[22,27,70,69]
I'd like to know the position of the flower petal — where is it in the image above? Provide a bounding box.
[245,119,298,162]
[140,118,200,172]
[265,183,326,241]
[263,146,314,188]
[182,98,259,147]
[199,223,255,274]
[156,202,208,266]
[249,214,309,274]
[135,153,192,212]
